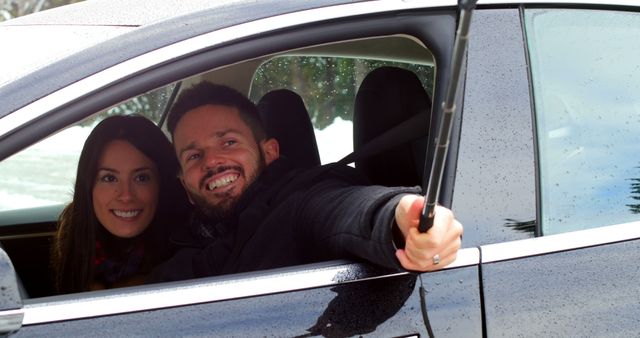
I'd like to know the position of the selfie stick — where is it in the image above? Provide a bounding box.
[419,0,477,233]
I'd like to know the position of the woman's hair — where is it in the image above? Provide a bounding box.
[51,115,188,294]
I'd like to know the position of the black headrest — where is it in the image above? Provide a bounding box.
[258,89,321,169]
[354,66,432,187]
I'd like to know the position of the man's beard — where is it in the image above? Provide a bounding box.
[192,150,267,221]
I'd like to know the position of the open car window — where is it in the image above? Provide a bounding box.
[0,31,439,301]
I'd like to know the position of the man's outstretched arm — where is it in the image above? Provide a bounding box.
[394,195,463,271]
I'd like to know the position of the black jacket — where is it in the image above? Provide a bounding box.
[153,158,421,281]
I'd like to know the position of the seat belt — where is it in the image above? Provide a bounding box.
[271,110,430,204]
[337,109,430,166]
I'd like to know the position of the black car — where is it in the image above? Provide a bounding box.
[1,0,639,336]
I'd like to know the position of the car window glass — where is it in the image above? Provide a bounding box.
[525,9,640,235]
[0,84,175,212]
[248,56,434,164]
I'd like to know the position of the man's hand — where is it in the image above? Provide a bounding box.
[394,195,463,271]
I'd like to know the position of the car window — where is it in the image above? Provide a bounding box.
[248,56,434,164]
[1,14,448,307]
[0,84,176,212]
[525,8,640,235]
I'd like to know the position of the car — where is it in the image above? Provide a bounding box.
[1,0,639,336]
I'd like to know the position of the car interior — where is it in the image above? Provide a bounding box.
[0,34,436,299]
[257,88,321,169]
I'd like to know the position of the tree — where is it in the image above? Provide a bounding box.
[628,169,640,214]
[250,56,434,131]
[1,0,83,22]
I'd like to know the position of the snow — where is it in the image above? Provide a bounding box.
[0,119,353,211]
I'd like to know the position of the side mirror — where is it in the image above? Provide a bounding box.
[0,246,23,335]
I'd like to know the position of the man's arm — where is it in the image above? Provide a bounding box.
[296,168,462,272]
[394,196,463,271]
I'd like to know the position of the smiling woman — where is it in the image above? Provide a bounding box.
[92,140,160,239]
[51,115,189,294]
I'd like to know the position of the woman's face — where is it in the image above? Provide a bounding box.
[92,140,160,238]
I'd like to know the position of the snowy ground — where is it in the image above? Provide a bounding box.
[0,118,353,211]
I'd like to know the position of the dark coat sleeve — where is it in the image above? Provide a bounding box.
[293,167,421,271]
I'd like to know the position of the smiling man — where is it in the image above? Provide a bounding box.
[172,103,277,220]
[153,82,462,281]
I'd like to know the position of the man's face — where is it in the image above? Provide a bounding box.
[173,105,279,218]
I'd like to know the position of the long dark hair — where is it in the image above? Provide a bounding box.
[51,115,188,293]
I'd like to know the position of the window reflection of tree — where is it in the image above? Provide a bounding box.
[627,167,640,214]
[298,273,416,337]
[504,218,535,235]
[0,0,84,22]
[80,85,175,127]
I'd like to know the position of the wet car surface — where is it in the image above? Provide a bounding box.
[1,0,639,336]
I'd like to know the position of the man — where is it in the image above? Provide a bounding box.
[154,82,462,281]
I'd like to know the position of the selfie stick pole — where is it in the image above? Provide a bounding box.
[419,0,477,233]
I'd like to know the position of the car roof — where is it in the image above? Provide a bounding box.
[0,0,637,120]
[2,0,364,27]
[4,0,635,27]
[0,0,368,119]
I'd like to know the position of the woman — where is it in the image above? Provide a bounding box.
[51,115,188,293]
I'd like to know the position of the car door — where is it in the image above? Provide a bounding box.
[0,1,484,337]
[455,5,640,336]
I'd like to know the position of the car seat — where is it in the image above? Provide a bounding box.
[0,241,29,299]
[258,89,321,169]
[353,66,432,187]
